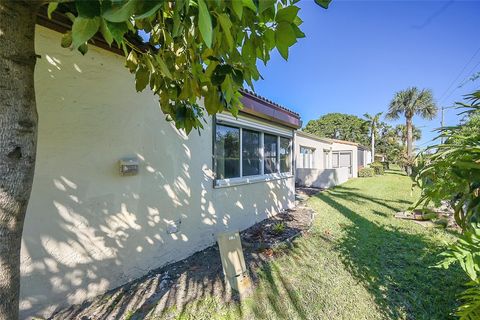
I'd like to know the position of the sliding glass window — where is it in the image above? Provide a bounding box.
[215,124,240,179]
[242,129,261,176]
[264,134,278,174]
[280,137,292,173]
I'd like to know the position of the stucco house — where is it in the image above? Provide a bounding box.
[357,145,372,170]
[21,20,301,318]
[294,131,358,188]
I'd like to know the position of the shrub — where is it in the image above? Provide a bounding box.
[358,167,374,177]
[370,162,384,175]
[416,90,480,319]
[271,222,286,235]
[381,161,390,170]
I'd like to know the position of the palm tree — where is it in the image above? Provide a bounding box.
[363,112,383,161]
[394,124,422,147]
[386,87,437,175]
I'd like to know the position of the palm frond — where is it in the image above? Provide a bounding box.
[457,282,480,320]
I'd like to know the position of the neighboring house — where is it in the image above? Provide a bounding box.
[21,24,301,319]
[328,138,359,179]
[294,131,351,188]
[357,145,372,170]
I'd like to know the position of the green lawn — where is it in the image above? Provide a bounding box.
[160,169,465,320]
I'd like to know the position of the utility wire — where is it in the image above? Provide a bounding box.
[439,46,480,103]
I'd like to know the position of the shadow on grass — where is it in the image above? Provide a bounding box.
[327,185,411,213]
[313,188,464,319]
[249,261,308,320]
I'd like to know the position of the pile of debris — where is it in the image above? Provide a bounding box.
[395,201,459,230]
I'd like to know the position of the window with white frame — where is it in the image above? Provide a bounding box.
[323,150,330,169]
[300,146,315,169]
[214,121,292,184]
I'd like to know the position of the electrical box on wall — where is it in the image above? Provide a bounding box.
[119,158,139,176]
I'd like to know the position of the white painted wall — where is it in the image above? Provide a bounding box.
[294,132,332,170]
[296,168,349,188]
[20,26,295,319]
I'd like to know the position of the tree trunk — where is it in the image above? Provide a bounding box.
[371,129,375,163]
[406,116,413,176]
[0,2,39,319]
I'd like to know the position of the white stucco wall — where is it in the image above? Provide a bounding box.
[294,132,332,170]
[295,168,349,188]
[20,26,295,319]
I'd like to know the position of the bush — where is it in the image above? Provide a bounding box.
[416,90,480,319]
[370,162,384,175]
[358,167,374,177]
[381,161,390,170]
[271,222,286,235]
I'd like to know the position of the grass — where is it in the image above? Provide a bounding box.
[155,168,465,320]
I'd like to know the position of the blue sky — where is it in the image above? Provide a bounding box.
[253,0,480,148]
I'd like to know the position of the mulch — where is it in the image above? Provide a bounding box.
[49,189,321,320]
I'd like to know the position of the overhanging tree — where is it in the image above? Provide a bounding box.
[0,1,330,319]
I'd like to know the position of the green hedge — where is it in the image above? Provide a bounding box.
[370,162,385,175]
[358,167,375,177]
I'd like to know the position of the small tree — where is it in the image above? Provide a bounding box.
[0,1,330,319]
[386,87,437,175]
[363,112,382,161]
[375,123,402,164]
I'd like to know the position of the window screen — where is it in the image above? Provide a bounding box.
[332,152,339,168]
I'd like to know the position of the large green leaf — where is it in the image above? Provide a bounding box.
[258,0,275,14]
[102,0,137,22]
[135,66,150,92]
[76,1,101,18]
[231,0,243,19]
[242,0,257,12]
[275,22,297,60]
[72,17,101,48]
[197,0,212,48]
[47,3,58,19]
[217,13,233,50]
[275,6,300,23]
[134,1,164,19]
[105,21,128,45]
[155,55,173,79]
[100,20,114,46]
[314,0,332,9]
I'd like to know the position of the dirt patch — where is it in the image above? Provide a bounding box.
[394,201,460,231]
[49,200,317,320]
[296,187,324,197]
